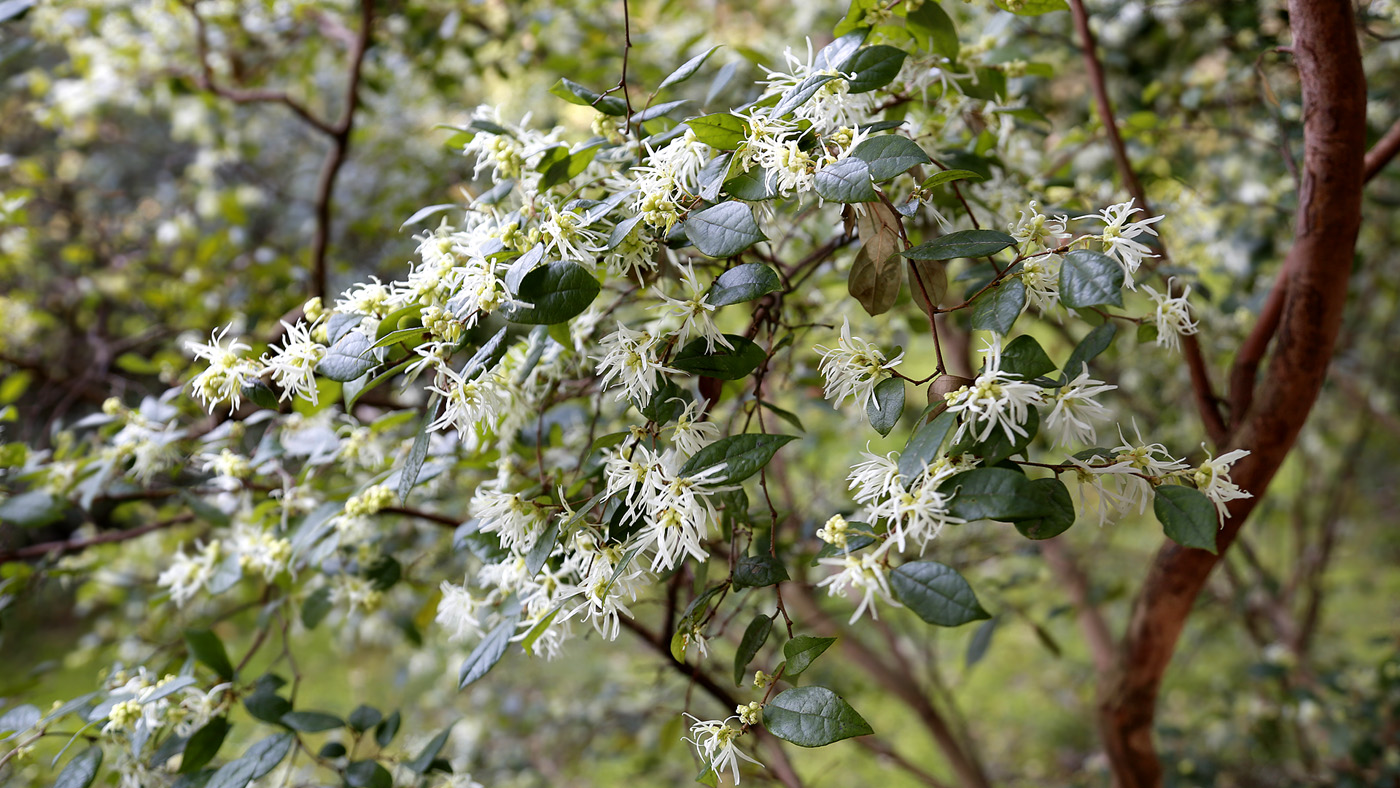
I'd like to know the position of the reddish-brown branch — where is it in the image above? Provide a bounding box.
[1098,1,1366,785]
[0,514,195,564]
[310,0,376,301]
[1041,538,1114,676]
[1066,0,1227,444]
[1364,116,1400,182]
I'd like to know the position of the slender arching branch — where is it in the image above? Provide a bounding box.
[1097,1,1366,785]
[1363,116,1400,182]
[1065,0,1228,445]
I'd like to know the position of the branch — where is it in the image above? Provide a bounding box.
[1066,0,1227,444]
[1098,1,1366,784]
[1364,116,1400,182]
[1040,538,1113,676]
[0,514,195,565]
[310,0,376,301]
[180,0,337,137]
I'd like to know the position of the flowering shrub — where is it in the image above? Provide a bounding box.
[3,0,1394,786]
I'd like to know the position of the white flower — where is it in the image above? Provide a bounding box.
[656,265,732,353]
[157,540,222,607]
[945,336,1047,444]
[815,552,899,624]
[1066,456,1139,527]
[1081,200,1164,284]
[427,365,508,437]
[670,399,720,455]
[1194,448,1252,521]
[540,204,606,265]
[229,522,291,581]
[684,715,763,784]
[1010,201,1068,252]
[436,581,484,642]
[814,318,904,411]
[472,488,546,553]
[186,326,260,413]
[1019,254,1062,312]
[1141,277,1199,351]
[594,323,679,403]
[263,321,326,404]
[1045,366,1117,447]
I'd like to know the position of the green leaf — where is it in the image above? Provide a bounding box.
[240,380,281,410]
[0,489,61,528]
[782,636,837,679]
[243,733,294,780]
[772,74,840,117]
[204,755,257,788]
[685,201,767,258]
[459,615,518,689]
[373,712,400,748]
[502,261,602,324]
[1059,249,1125,309]
[920,169,983,189]
[279,711,343,733]
[636,378,689,425]
[907,1,958,58]
[179,717,230,774]
[732,554,789,590]
[317,330,381,382]
[0,704,40,738]
[889,562,990,627]
[301,587,333,630]
[898,410,956,480]
[903,230,1016,260]
[398,391,441,504]
[658,46,723,90]
[734,616,773,686]
[1062,322,1117,382]
[686,113,749,149]
[814,158,878,203]
[843,46,908,93]
[762,686,873,747]
[850,135,930,181]
[405,723,455,774]
[1154,485,1219,553]
[995,0,1069,15]
[970,278,1026,335]
[503,243,546,294]
[346,705,381,733]
[344,760,393,788]
[814,29,867,71]
[54,746,102,788]
[632,99,690,123]
[678,433,798,484]
[1000,335,1055,379]
[536,143,601,190]
[938,468,1042,521]
[670,335,766,380]
[366,555,401,591]
[866,377,905,437]
[242,691,291,724]
[708,263,782,306]
[184,629,235,681]
[1012,478,1076,539]
[548,78,626,115]
[965,617,998,668]
[723,167,779,201]
[759,400,804,432]
[525,518,559,577]
[813,532,876,564]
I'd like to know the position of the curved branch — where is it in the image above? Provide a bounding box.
[1066,0,1227,444]
[0,514,195,565]
[1098,1,1366,785]
[1364,116,1400,182]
